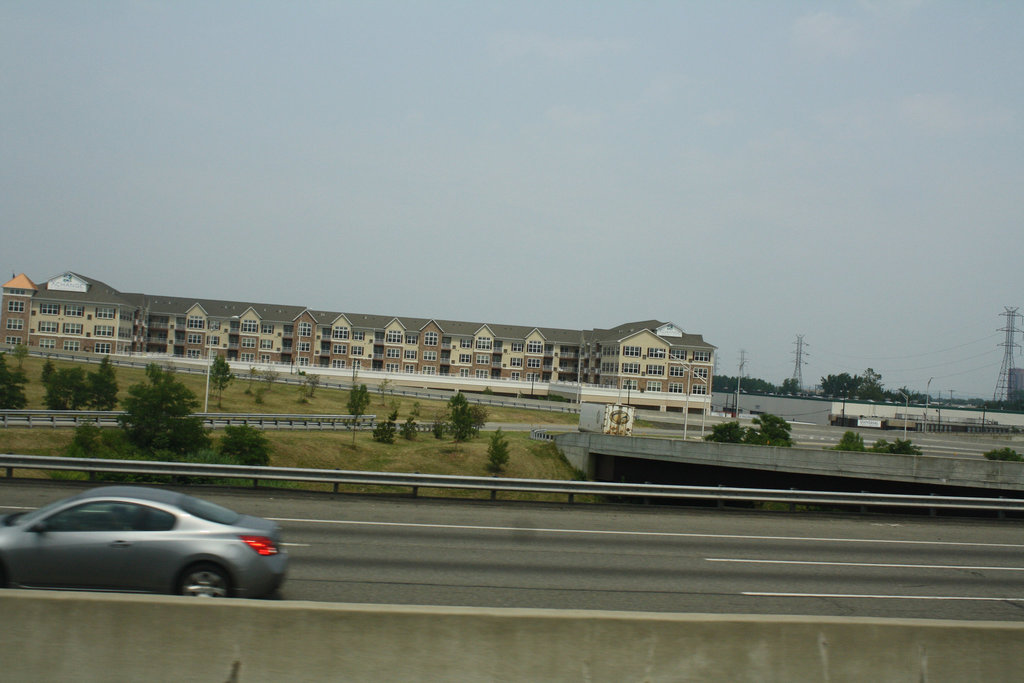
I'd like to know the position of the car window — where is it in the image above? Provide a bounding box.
[179,497,240,525]
[44,501,177,532]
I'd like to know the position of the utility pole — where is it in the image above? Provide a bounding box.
[735,350,747,417]
[994,307,1021,401]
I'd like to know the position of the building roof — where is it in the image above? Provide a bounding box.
[3,273,38,291]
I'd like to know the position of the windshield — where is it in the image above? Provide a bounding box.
[180,496,240,525]
[13,497,75,527]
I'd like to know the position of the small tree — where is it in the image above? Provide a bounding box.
[346,384,371,445]
[12,343,28,370]
[208,355,234,409]
[261,368,279,392]
[40,358,56,385]
[744,414,793,447]
[486,428,510,474]
[870,438,922,455]
[984,447,1022,462]
[87,356,119,410]
[0,353,28,409]
[378,378,392,406]
[305,373,321,398]
[469,405,489,431]
[401,415,418,440]
[704,421,746,443]
[119,364,210,457]
[218,425,271,466]
[447,392,477,442]
[44,367,90,410]
[373,410,398,444]
[245,366,258,394]
[832,431,866,452]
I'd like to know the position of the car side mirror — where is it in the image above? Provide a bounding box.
[29,521,48,533]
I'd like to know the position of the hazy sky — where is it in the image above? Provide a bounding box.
[2,2,1021,399]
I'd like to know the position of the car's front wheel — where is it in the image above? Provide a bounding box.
[177,562,231,598]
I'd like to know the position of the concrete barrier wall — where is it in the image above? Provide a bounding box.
[555,431,1024,490]
[4,590,1024,682]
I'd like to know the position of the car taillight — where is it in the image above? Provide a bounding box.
[240,535,278,556]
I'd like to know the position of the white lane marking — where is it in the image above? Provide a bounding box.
[266,517,1024,549]
[744,592,1024,602]
[707,558,1024,572]
[281,543,310,547]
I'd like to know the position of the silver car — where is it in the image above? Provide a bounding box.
[0,486,286,598]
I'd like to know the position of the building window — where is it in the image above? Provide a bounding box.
[459,368,470,377]
[240,353,256,362]
[669,366,687,377]
[329,359,344,368]
[39,338,56,349]
[184,333,202,345]
[385,363,399,373]
[241,337,257,348]
[62,322,82,335]
[39,303,60,315]
[298,322,312,337]
[404,349,417,360]
[509,357,523,368]
[460,338,473,348]
[621,362,640,374]
[423,350,437,362]
[405,364,416,373]
[352,330,365,341]
[297,341,311,353]
[7,300,25,313]
[6,319,23,331]
[385,330,403,343]
[526,372,539,382]
[260,354,271,363]
[240,319,258,333]
[186,349,201,359]
[333,326,349,340]
[510,371,520,380]
[298,357,309,367]
[646,381,662,392]
[668,383,685,394]
[511,342,524,352]
[422,366,436,375]
[692,384,707,395]
[207,336,220,347]
[352,346,364,356]
[527,358,541,369]
[693,351,711,362]
[476,354,490,365]
[458,353,471,364]
[5,335,22,345]
[476,337,492,350]
[63,340,80,351]
[37,321,58,334]
[670,349,687,360]
[331,344,346,354]
[405,333,418,345]
[476,369,488,378]
[647,348,666,359]
[386,348,400,358]
[622,345,642,357]
[526,341,543,354]
[645,364,664,376]
[693,367,708,379]
[260,338,273,350]
[622,379,639,390]
[187,316,204,329]
[424,332,438,346]
[65,305,84,317]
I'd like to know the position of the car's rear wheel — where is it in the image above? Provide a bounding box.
[177,562,231,598]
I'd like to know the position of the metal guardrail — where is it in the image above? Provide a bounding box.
[0,410,378,431]
[1,454,1022,514]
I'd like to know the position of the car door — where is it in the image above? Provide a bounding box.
[10,500,136,590]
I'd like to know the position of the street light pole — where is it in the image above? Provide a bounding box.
[204,351,213,413]
[898,390,909,440]
[924,377,933,434]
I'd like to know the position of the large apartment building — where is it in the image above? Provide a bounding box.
[2,271,716,412]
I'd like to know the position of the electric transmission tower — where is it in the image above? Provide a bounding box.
[993,307,1021,401]
[791,334,808,390]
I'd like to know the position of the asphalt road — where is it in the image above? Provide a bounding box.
[3,481,1024,622]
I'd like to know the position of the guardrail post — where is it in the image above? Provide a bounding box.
[929,493,937,517]
[567,493,574,504]
[5,467,11,478]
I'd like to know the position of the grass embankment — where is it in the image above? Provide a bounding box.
[1,355,586,501]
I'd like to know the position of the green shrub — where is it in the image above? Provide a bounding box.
[984,447,1022,462]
